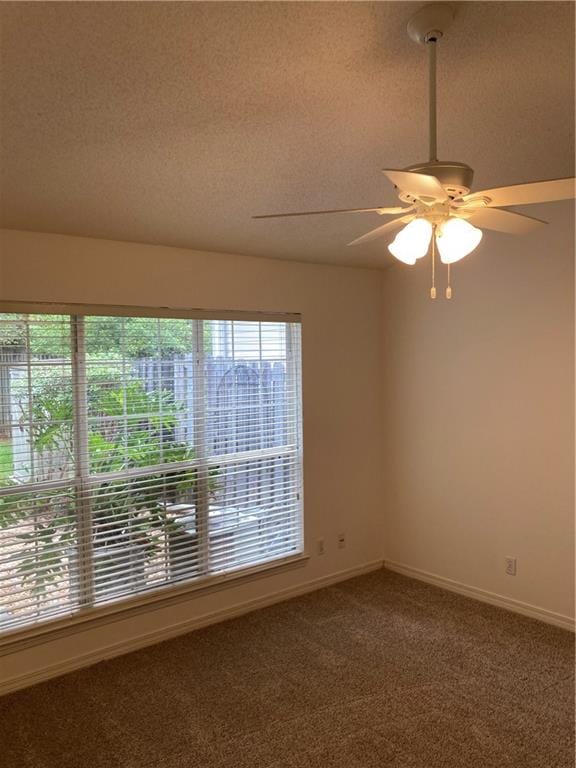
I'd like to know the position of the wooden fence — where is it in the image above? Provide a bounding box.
[134,355,293,517]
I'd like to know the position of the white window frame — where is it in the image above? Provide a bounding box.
[0,302,306,651]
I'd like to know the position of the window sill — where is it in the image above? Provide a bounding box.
[0,552,309,655]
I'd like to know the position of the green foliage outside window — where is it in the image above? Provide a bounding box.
[0,370,200,603]
[0,315,212,357]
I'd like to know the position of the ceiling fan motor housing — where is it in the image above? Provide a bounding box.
[398,161,474,203]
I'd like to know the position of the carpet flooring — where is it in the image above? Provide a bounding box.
[1,569,574,768]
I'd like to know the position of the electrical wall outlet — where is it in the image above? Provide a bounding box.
[337,533,346,549]
[505,556,517,576]
[316,538,325,556]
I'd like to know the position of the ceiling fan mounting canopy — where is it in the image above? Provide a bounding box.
[407,2,455,46]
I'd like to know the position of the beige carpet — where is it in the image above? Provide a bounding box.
[1,569,574,768]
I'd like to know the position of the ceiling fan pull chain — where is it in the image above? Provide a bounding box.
[446,262,453,299]
[430,227,437,299]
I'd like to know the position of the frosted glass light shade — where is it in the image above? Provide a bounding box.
[436,217,483,264]
[388,218,433,265]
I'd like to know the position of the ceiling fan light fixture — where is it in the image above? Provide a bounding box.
[435,217,482,264]
[388,218,433,265]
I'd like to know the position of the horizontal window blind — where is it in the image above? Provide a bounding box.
[0,312,303,634]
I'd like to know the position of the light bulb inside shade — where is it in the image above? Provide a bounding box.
[436,217,482,264]
[388,218,433,265]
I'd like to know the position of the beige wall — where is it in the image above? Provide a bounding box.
[0,229,385,689]
[0,206,574,691]
[382,201,575,620]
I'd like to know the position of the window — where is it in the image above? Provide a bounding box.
[0,310,303,635]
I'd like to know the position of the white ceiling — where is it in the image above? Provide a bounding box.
[1,1,574,268]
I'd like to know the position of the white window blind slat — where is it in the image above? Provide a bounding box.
[0,313,303,634]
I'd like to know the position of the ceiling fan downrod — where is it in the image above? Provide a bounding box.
[407,2,456,165]
[427,32,439,163]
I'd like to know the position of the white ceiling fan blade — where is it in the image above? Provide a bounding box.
[467,208,547,234]
[253,206,407,219]
[348,214,415,247]
[464,177,575,208]
[382,169,448,204]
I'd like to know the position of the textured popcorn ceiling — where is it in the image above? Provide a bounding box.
[0,1,574,267]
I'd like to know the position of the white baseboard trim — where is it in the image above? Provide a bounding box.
[0,559,384,697]
[385,560,575,632]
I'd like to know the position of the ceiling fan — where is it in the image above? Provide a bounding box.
[253,2,575,298]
